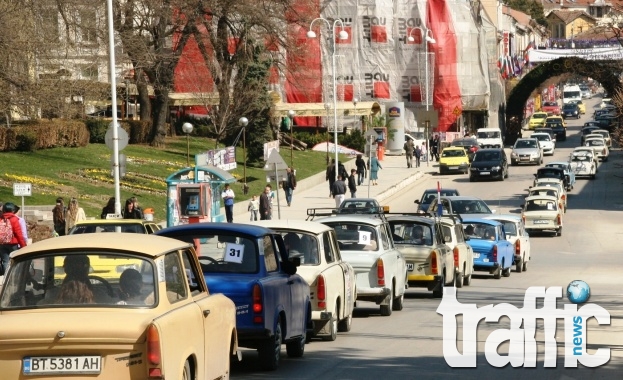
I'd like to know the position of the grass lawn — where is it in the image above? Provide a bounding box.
[0,136,346,222]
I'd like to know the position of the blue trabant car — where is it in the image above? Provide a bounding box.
[461,218,514,279]
[156,223,311,371]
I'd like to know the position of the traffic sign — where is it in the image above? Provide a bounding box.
[105,126,129,151]
[453,106,462,116]
[13,183,32,197]
[265,149,288,171]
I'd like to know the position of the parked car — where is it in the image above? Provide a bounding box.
[585,137,609,161]
[439,216,474,287]
[414,188,460,213]
[541,101,561,115]
[251,220,356,341]
[427,195,495,219]
[546,121,566,141]
[544,161,576,191]
[484,214,531,273]
[469,148,509,181]
[510,138,543,166]
[438,146,470,175]
[530,133,555,156]
[68,219,162,235]
[462,219,514,279]
[534,127,556,141]
[528,112,548,129]
[450,138,480,161]
[594,114,619,131]
[0,234,238,379]
[337,198,384,214]
[561,103,581,119]
[156,224,310,370]
[313,209,407,316]
[569,148,597,179]
[522,195,564,236]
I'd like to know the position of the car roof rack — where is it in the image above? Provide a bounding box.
[306,206,388,221]
[439,213,464,223]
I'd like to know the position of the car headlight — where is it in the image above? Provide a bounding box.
[531,153,539,158]
[493,166,501,170]
[511,152,518,158]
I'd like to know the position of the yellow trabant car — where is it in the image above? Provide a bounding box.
[545,115,566,128]
[0,234,238,379]
[438,147,470,175]
[528,112,548,129]
[571,100,586,114]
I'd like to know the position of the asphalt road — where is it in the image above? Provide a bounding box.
[231,96,623,379]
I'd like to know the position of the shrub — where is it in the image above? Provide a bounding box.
[16,130,38,152]
[0,120,89,151]
[85,119,109,143]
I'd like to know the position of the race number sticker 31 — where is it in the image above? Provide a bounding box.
[224,243,245,264]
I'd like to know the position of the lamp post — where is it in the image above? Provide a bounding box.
[288,109,295,167]
[239,117,249,194]
[182,122,193,167]
[308,18,348,181]
[353,97,359,130]
[106,0,121,215]
[324,102,330,165]
[408,27,436,167]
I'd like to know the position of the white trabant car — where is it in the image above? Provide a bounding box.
[439,216,474,288]
[529,184,566,213]
[522,195,564,236]
[584,136,609,161]
[531,132,555,156]
[591,129,612,148]
[485,214,531,272]
[251,220,356,341]
[314,210,407,316]
[0,234,238,379]
[570,148,597,179]
[386,215,456,298]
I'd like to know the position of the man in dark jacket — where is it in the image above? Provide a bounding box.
[282,167,297,207]
[332,175,347,208]
[404,139,415,168]
[0,202,27,275]
[326,159,336,197]
[259,185,272,220]
[348,169,358,198]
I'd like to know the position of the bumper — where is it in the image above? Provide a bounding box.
[474,261,500,273]
[407,274,443,291]
[236,327,273,348]
[311,311,333,335]
[439,163,469,172]
[356,286,392,304]
[511,156,540,164]
[470,169,504,179]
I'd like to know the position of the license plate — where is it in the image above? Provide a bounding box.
[23,356,101,375]
[450,166,458,170]
[407,263,414,271]
[482,258,489,262]
[473,253,480,258]
[521,157,529,161]
[534,220,549,224]
[480,172,490,175]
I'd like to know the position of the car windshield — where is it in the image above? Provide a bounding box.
[525,199,558,212]
[450,200,492,214]
[515,140,537,149]
[275,231,320,266]
[388,222,433,246]
[563,104,576,110]
[537,169,563,178]
[473,151,500,161]
[586,140,604,146]
[530,189,558,198]
[532,135,549,142]
[442,150,466,158]
[463,222,497,240]
[477,131,500,139]
[421,190,458,204]
[532,114,547,119]
[69,224,146,234]
[572,153,591,161]
[172,234,259,274]
[328,223,379,251]
[0,252,156,309]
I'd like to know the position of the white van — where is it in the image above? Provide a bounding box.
[476,128,504,148]
[562,85,582,104]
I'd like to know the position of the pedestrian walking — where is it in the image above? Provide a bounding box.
[65,198,86,233]
[432,135,440,161]
[221,184,235,223]
[332,175,347,207]
[355,154,366,185]
[101,197,116,219]
[326,159,336,197]
[259,185,272,220]
[369,154,382,185]
[420,143,428,162]
[0,202,27,276]
[52,197,66,236]
[248,195,259,221]
[414,144,422,167]
[348,169,358,198]
[123,198,143,219]
[0,202,28,247]
[282,167,297,207]
[404,138,415,168]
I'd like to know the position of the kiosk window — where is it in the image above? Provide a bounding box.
[179,188,202,216]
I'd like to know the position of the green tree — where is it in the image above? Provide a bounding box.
[505,0,548,27]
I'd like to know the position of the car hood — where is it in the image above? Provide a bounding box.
[512,148,540,155]
[394,244,433,262]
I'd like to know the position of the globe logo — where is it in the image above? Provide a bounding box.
[567,280,590,304]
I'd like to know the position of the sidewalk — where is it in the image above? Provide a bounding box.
[232,154,433,221]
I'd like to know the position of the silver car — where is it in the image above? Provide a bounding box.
[510,138,543,166]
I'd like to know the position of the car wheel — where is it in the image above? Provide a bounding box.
[493,267,502,280]
[182,360,192,380]
[286,335,305,358]
[463,272,472,286]
[258,320,282,370]
[522,259,528,272]
[380,284,393,316]
[455,270,464,288]
[556,227,563,237]
[515,256,523,273]
[502,263,511,277]
[393,292,404,311]
[591,173,596,180]
[337,311,352,332]
[322,307,338,341]
[433,274,444,298]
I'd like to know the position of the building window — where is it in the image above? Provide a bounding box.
[80,9,97,44]
[41,8,60,42]
[80,65,98,80]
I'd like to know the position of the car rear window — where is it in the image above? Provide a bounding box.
[327,223,378,252]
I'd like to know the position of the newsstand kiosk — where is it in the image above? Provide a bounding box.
[165,166,236,227]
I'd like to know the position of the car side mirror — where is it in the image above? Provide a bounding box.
[281,260,298,276]
[289,257,301,267]
[414,200,420,204]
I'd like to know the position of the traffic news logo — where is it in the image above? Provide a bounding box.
[436,286,610,368]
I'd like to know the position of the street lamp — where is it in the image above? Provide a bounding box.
[353,97,359,130]
[288,109,295,167]
[182,122,193,167]
[408,27,436,167]
[239,117,249,194]
[106,0,121,215]
[324,102,330,165]
[308,18,348,181]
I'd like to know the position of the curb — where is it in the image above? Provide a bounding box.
[377,171,426,203]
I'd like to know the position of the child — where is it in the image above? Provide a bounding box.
[248,195,259,221]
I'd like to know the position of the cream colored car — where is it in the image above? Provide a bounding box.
[585,136,609,161]
[528,185,566,213]
[440,217,474,288]
[522,195,564,237]
[0,234,238,380]
[251,220,356,341]
[591,129,612,148]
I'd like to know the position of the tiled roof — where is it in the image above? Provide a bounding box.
[548,9,597,22]
[508,7,533,26]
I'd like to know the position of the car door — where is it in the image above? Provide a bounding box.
[455,224,473,278]
[263,235,294,337]
[273,234,307,338]
[325,230,355,319]
[434,223,454,283]
[381,224,406,296]
[497,226,513,267]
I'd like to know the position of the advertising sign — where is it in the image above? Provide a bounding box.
[196,147,237,171]
[385,101,405,151]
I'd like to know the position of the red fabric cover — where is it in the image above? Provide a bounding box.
[428,0,461,132]
[173,30,214,93]
[374,82,390,99]
[269,65,280,85]
[335,26,353,44]
[227,38,239,56]
[337,84,354,101]
[410,85,422,102]
[371,25,387,43]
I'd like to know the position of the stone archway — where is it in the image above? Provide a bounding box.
[505,57,622,143]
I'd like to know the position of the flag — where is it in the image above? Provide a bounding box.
[437,181,443,217]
